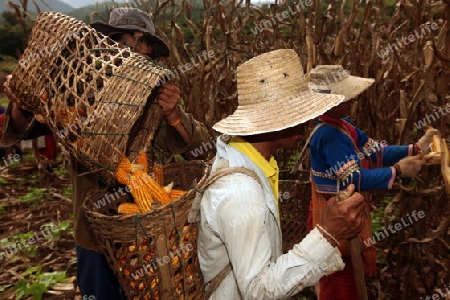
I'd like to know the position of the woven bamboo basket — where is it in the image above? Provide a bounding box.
[279,170,311,253]
[10,12,171,183]
[84,160,208,300]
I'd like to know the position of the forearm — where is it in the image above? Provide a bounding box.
[165,108,212,160]
[240,228,344,299]
[336,161,396,191]
[10,103,30,132]
[381,145,411,165]
[0,102,51,147]
[214,184,344,299]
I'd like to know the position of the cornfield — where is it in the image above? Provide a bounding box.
[7,0,450,299]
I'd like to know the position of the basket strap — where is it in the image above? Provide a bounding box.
[196,166,262,298]
[188,166,262,223]
[290,123,325,172]
[202,166,262,189]
[204,263,232,299]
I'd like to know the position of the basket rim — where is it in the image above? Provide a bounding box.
[83,188,197,220]
[83,159,211,220]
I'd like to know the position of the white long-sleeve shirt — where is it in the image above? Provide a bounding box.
[198,135,345,299]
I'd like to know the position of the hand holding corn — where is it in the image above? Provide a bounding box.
[417,127,440,154]
[396,155,425,177]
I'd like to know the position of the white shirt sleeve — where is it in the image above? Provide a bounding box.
[209,176,345,300]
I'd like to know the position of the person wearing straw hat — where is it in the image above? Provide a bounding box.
[1,7,211,300]
[197,49,367,299]
[306,65,438,299]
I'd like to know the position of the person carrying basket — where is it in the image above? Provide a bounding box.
[197,49,367,299]
[1,8,211,300]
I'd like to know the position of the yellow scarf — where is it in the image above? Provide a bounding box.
[229,136,280,214]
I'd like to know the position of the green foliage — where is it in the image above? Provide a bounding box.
[62,184,72,198]
[0,65,15,73]
[19,171,40,185]
[40,221,72,241]
[0,177,8,184]
[371,197,392,233]
[0,96,9,107]
[1,12,19,27]
[53,166,69,176]
[19,188,49,206]
[0,202,7,214]
[12,266,66,300]
[0,284,11,292]
[21,153,36,163]
[0,25,27,58]
[1,233,39,257]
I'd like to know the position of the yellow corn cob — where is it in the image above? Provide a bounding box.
[118,202,141,215]
[153,164,164,186]
[116,155,132,185]
[137,151,148,174]
[138,171,171,205]
[170,189,188,200]
[129,175,153,212]
[431,135,441,153]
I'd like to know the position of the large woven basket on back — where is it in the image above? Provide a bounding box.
[84,160,208,300]
[10,12,171,183]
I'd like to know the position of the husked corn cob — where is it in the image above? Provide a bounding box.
[116,154,132,185]
[129,175,153,212]
[115,152,174,212]
[118,202,141,215]
[137,151,148,173]
[170,189,188,200]
[138,173,171,205]
[431,134,441,153]
[153,164,164,186]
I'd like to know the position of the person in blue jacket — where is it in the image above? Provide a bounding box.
[306,65,438,299]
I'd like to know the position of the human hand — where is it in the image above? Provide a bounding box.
[319,184,365,244]
[156,83,181,124]
[417,128,440,154]
[3,75,26,109]
[396,154,425,177]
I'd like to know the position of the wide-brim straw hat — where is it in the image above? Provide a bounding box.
[90,7,169,59]
[212,49,345,136]
[308,65,374,102]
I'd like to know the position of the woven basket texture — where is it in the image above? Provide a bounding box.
[10,12,171,183]
[279,171,311,253]
[84,161,208,300]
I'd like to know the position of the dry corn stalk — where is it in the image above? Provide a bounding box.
[424,127,442,165]
[441,139,450,194]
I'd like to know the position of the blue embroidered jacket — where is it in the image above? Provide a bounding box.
[310,118,412,194]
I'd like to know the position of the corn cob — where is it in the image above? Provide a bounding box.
[115,152,173,212]
[129,175,153,212]
[138,172,171,205]
[137,151,148,174]
[431,134,441,153]
[170,189,188,200]
[153,164,164,186]
[164,182,174,194]
[118,202,141,215]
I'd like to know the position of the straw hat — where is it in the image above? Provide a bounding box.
[212,49,345,136]
[308,65,374,101]
[90,8,169,59]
